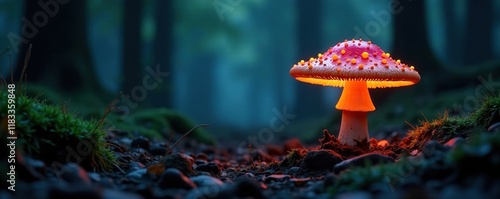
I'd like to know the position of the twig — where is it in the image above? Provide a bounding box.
[94,92,123,134]
[405,121,416,130]
[169,124,209,151]
[18,44,32,93]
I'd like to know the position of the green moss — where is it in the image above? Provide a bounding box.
[0,91,115,171]
[469,94,500,129]
[403,95,500,150]
[404,113,476,150]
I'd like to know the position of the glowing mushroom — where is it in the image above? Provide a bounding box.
[290,39,420,146]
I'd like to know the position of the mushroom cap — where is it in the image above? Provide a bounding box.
[290,39,421,88]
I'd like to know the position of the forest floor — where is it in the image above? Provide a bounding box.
[2,94,500,199]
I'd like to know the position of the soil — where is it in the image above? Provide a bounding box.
[4,124,500,199]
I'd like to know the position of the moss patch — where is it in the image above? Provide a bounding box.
[0,91,115,171]
[402,113,475,151]
[402,94,500,151]
[469,95,500,129]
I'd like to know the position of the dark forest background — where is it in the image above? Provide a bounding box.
[1,0,499,143]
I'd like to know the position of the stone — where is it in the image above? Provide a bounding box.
[301,150,343,171]
[148,144,168,156]
[158,168,196,190]
[196,162,222,176]
[444,137,465,148]
[190,175,224,187]
[159,153,194,175]
[61,163,91,185]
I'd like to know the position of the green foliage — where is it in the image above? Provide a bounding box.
[405,113,476,150]
[404,95,500,150]
[0,91,115,171]
[469,94,500,129]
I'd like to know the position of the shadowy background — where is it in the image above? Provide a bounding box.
[1,0,499,144]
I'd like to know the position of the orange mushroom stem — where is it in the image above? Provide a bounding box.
[335,81,375,145]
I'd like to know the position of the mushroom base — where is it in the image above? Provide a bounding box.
[338,110,369,146]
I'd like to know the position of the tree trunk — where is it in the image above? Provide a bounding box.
[121,0,143,94]
[464,0,493,65]
[372,0,441,105]
[13,0,102,95]
[294,0,325,117]
[150,0,174,108]
[443,0,463,65]
[392,0,441,76]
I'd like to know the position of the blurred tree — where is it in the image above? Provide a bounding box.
[294,0,325,118]
[121,0,143,94]
[150,0,174,108]
[12,0,105,97]
[464,0,493,65]
[390,0,498,94]
[443,0,463,65]
[392,0,441,77]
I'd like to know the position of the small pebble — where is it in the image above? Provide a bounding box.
[159,168,196,190]
[128,161,145,172]
[263,174,290,183]
[148,144,168,156]
[61,163,91,185]
[287,166,301,174]
[195,159,208,165]
[130,136,150,150]
[126,169,148,183]
[159,153,194,175]
[196,153,208,161]
[196,162,222,176]
[445,137,465,148]
[190,175,224,187]
[488,122,500,132]
[422,140,448,158]
[87,172,101,182]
